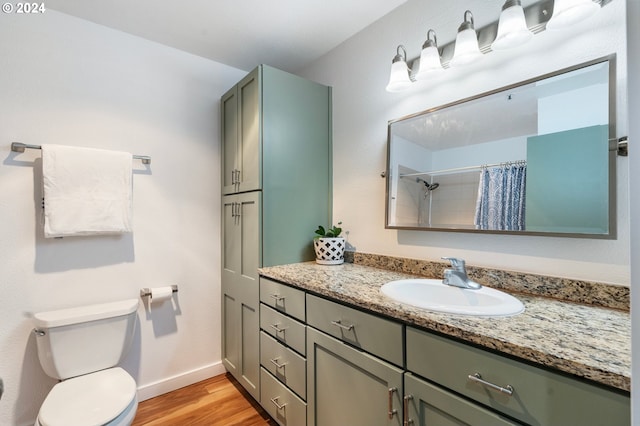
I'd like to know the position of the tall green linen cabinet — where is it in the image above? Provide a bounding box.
[220,65,332,401]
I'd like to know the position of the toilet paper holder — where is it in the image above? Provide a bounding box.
[140,285,178,298]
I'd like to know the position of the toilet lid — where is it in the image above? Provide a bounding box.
[39,367,136,426]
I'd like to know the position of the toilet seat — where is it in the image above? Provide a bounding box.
[38,367,137,426]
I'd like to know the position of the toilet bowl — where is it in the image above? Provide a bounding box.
[33,299,139,426]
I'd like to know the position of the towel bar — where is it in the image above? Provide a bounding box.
[10,142,151,164]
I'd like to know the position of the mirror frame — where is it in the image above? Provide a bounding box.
[385,55,617,239]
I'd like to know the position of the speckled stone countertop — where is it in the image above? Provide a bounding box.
[258,261,631,392]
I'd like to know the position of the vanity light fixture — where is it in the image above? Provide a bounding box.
[546,0,600,30]
[385,0,607,92]
[414,29,444,81]
[492,0,534,50]
[449,11,483,68]
[385,45,413,92]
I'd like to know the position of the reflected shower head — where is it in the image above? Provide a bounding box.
[416,178,439,191]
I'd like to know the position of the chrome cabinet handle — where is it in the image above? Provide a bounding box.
[270,396,287,410]
[403,395,414,426]
[388,387,397,419]
[468,372,514,396]
[270,323,288,334]
[330,320,354,331]
[270,294,285,302]
[235,202,241,218]
[270,357,288,369]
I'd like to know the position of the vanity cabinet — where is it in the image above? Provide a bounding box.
[258,275,630,426]
[306,327,403,426]
[259,278,308,425]
[221,65,331,400]
[404,372,519,425]
[406,326,630,425]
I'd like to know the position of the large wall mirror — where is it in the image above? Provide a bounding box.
[385,55,617,238]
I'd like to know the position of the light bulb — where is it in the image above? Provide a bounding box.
[386,45,412,92]
[546,0,600,30]
[492,0,533,50]
[415,29,444,81]
[450,11,483,67]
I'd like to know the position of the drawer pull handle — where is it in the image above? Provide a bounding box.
[388,387,398,419]
[270,323,288,334]
[331,320,354,331]
[270,293,285,301]
[270,357,289,369]
[270,396,287,410]
[403,395,414,426]
[468,372,514,396]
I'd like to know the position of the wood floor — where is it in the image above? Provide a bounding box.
[132,374,277,426]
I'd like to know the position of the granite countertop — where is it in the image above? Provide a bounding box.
[258,261,631,392]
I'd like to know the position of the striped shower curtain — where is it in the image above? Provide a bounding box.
[474,163,527,231]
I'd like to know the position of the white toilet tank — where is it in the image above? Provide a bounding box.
[33,299,139,380]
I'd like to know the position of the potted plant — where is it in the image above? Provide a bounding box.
[313,222,345,265]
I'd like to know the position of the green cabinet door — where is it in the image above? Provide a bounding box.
[221,85,238,195]
[405,373,520,426]
[307,327,403,426]
[221,192,261,401]
[221,68,261,195]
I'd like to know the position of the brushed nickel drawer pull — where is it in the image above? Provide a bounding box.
[388,387,398,419]
[403,395,414,426]
[269,323,288,334]
[270,294,285,302]
[270,357,289,369]
[468,372,514,396]
[331,320,354,331]
[270,396,287,410]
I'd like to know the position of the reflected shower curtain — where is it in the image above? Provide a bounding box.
[474,164,526,231]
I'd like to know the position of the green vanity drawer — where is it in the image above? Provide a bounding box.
[406,327,630,426]
[261,367,307,426]
[405,372,520,426]
[306,293,403,366]
[260,277,306,322]
[261,304,306,356]
[260,331,307,400]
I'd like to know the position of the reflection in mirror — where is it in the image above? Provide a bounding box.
[386,56,616,237]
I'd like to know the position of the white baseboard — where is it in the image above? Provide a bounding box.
[136,362,227,401]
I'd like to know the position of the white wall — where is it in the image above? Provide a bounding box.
[299,0,628,285]
[626,0,639,422]
[0,11,245,426]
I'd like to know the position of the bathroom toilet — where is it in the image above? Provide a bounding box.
[33,299,139,426]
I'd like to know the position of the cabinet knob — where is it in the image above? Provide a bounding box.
[270,294,285,302]
[388,387,398,420]
[270,396,288,410]
[269,323,288,334]
[330,320,354,331]
[467,372,514,396]
[270,357,289,369]
[403,395,414,426]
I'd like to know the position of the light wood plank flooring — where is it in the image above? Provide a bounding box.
[132,374,277,426]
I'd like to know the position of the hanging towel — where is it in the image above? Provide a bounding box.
[42,144,133,238]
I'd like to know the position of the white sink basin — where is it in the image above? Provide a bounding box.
[380,279,524,317]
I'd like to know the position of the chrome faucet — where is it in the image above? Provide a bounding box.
[442,257,482,290]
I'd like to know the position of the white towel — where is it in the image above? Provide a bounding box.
[42,144,133,238]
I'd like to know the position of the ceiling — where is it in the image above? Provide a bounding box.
[46,0,408,73]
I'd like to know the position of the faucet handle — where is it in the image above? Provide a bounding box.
[442,257,466,272]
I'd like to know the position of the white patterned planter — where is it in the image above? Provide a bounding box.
[313,237,345,265]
